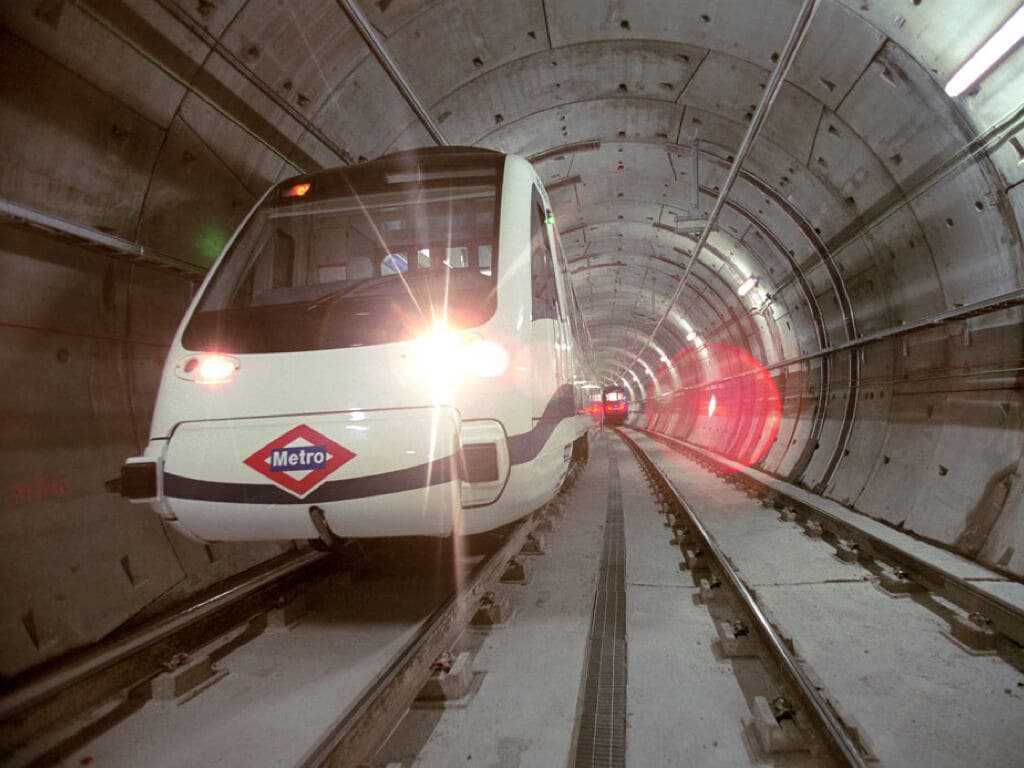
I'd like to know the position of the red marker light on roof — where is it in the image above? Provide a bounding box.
[284,182,311,198]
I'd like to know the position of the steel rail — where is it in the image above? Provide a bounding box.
[645,429,1024,649]
[298,512,543,768]
[616,0,821,379]
[616,429,869,767]
[337,0,449,146]
[0,550,324,721]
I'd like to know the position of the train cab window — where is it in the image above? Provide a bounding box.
[183,151,503,353]
[380,253,407,275]
[444,246,469,269]
[272,232,294,288]
[531,188,559,320]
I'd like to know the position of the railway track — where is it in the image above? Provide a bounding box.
[0,548,331,765]
[618,426,1024,767]
[7,433,1023,766]
[297,494,569,768]
[639,427,1024,658]
[617,429,870,766]
[1,462,585,768]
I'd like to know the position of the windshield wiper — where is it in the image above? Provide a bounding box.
[304,278,375,312]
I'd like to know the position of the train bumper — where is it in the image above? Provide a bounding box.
[124,407,463,541]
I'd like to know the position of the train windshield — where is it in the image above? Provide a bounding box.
[182,154,502,353]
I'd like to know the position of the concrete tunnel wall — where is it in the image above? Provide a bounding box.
[0,0,1022,677]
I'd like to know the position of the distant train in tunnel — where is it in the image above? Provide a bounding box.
[602,386,630,426]
[120,147,596,546]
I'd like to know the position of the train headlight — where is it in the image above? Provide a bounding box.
[465,337,509,377]
[175,353,240,384]
[413,327,509,378]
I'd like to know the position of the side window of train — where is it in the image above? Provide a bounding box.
[531,188,559,320]
[230,228,293,307]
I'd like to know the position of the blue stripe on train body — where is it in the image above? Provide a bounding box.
[163,385,578,504]
[164,454,457,504]
[506,384,577,464]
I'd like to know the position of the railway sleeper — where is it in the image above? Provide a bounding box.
[500,557,531,584]
[519,532,546,556]
[876,565,925,596]
[417,651,474,702]
[831,538,862,564]
[716,619,759,658]
[798,664,880,761]
[682,546,710,574]
[671,524,694,548]
[777,506,799,522]
[698,576,726,605]
[471,591,513,627]
[150,623,248,703]
[948,610,1001,653]
[742,695,809,756]
[802,519,824,539]
[265,591,309,631]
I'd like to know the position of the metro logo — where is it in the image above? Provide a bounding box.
[270,446,328,472]
[244,425,356,498]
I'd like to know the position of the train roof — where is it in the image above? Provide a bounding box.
[275,146,507,195]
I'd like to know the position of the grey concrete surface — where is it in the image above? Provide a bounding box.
[636,433,1024,768]
[405,435,610,768]
[686,440,1024,612]
[61,571,451,768]
[614,438,800,767]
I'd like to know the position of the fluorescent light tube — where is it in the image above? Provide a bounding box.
[945,4,1024,97]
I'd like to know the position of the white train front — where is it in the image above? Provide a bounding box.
[120,147,595,544]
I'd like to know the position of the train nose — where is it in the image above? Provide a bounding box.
[153,407,464,541]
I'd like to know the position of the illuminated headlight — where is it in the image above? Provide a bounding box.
[175,353,240,384]
[413,326,509,378]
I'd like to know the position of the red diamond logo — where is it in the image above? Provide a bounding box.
[243,424,356,498]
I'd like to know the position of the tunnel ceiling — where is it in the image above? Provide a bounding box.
[2,0,1023,389]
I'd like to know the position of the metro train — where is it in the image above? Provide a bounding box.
[120,147,596,546]
[602,386,629,426]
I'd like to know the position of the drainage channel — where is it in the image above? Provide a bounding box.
[616,429,871,768]
[571,447,627,768]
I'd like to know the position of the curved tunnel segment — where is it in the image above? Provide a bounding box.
[0,0,1021,686]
